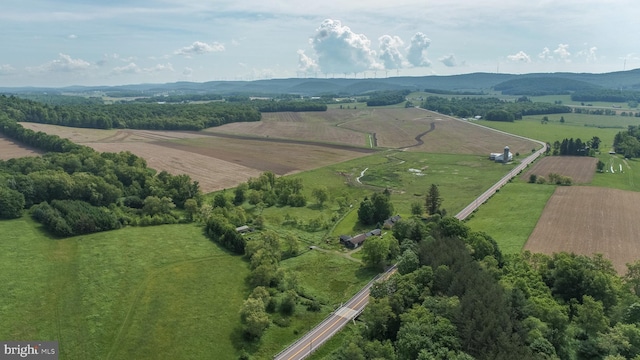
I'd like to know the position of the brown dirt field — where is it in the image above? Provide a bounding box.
[524,186,640,274]
[206,110,369,146]
[207,108,539,155]
[17,123,375,193]
[522,156,597,184]
[332,108,539,155]
[0,134,41,160]
[88,142,263,192]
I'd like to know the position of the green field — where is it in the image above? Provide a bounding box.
[476,113,635,151]
[465,182,556,254]
[0,216,375,360]
[0,219,251,360]
[297,151,519,218]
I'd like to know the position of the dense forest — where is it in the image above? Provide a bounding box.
[493,77,597,96]
[366,90,411,106]
[421,96,571,121]
[329,216,640,360]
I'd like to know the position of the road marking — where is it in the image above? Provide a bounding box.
[284,291,372,360]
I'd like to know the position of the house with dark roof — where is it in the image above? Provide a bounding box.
[345,233,367,249]
[383,215,401,228]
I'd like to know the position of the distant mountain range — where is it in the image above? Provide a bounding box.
[2,69,640,97]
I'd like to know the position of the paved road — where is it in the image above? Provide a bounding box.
[274,113,547,359]
[273,266,396,360]
[453,117,547,220]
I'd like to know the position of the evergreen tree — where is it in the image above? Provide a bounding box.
[425,184,443,215]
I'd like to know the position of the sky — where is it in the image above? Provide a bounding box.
[1,0,639,87]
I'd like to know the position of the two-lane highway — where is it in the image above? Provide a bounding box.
[273,266,396,360]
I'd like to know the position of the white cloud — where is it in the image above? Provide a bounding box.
[111,62,140,74]
[30,53,91,73]
[507,51,531,63]
[182,67,193,77]
[406,32,431,67]
[67,34,77,39]
[553,44,571,62]
[577,46,598,63]
[439,54,457,67]
[143,63,174,73]
[310,19,382,74]
[378,35,407,70]
[538,47,553,61]
[174,41,225,56]
[0,64,15,75]
[296,50,318,73]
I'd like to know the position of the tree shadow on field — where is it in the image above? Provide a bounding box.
[230,325,261,354]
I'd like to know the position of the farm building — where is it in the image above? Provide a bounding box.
[489,146,513,163]
[345,234,367,249]
[383,215,402,228]
[341,228,383,249]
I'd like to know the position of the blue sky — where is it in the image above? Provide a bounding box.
[1,0,638,87]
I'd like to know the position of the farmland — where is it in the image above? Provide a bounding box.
[0,133,41,159]
[524,186,640,274]
[521,156,598,184]
[19,107,538,193]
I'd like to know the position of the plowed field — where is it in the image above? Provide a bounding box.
[0,134,41,160]
[19,123,374,193]
[522,156,598,184]
[524,186,640,273]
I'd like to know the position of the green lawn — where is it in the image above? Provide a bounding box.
[465,182,556,254]
[0,219,250,360]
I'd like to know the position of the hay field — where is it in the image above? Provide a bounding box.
[524,186,640,273]
[0,134,41,160]
[207,108,539,155]
[18,123,374,192]
[522,156,598,183]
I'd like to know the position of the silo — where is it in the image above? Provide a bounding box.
[503,146,510,163]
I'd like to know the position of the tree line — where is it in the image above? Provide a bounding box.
[571,89,640,103]
[366,90,411,106]
[0,94,261,130]
[420,96,571,122]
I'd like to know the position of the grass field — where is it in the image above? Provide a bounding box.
[465,182,556,254]
[0,219,251,360]
[476,113,636,151]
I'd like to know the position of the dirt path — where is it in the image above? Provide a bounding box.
[309,246,362,263]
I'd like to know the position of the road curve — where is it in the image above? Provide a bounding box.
[274,113,546,359]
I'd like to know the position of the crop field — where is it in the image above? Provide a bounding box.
[0,133,41,159]
[207,110,368,146]
[521,156,598,183]
[19,123,375,193]
[205,108,539,155]
[524,186,640,274]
